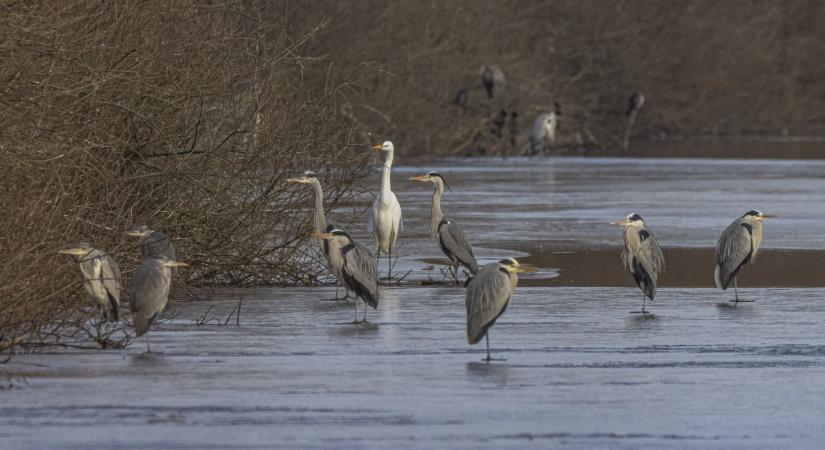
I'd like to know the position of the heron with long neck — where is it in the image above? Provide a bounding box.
[369,141,403,279]
[411,171,478,284]
[287,171,349,299]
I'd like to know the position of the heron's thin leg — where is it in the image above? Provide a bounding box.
[145,334,151,353]
[354,301,359,323]
[734,277,739,304]
[362,302,368,323]
[388,248,393,279]
[641,291,647,314]
[485,333,491,362]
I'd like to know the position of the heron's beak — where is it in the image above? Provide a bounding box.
[164,261,188,267]
[610,219,630,226]
[371,143,383,151]
[759,214,778,220]
[309,232,334,240]
[286,177,310,184]
[125,230,146,237]
[58,247,87,256]
[513,265,537,273]
[410,175,429,182]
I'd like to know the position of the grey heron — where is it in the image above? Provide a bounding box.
[312,229,378,324]
[59,243,121,322]
[530,104,561,155]
[410,171,479,284]
[287,171,349,299]
[466,258,534,362]
[626,92,645,116]
[715,210,777,303]
[126,225,177,276]
[611,213,665,314]
[369,141,403,279]
[481,65,505,99]
[130,255,187,351]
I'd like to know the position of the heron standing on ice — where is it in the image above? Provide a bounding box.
[715,210,777,304]
[612,213,665,314]
[369,141,403,279]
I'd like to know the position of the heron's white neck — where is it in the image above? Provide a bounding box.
[430,181,444,239]
[310,180,326,233]
[379,151,394,201]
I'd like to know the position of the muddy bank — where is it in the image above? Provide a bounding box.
[511,246,825,288]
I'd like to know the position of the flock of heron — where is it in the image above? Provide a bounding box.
[60,138,777,361]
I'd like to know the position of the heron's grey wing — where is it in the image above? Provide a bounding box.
[130,259,171,336]
[715,220,752,289]
[343,242,378,308]
[438,220,479,273]
[100,254,121,321]
[636,229,665,299]
[465,264,511,344]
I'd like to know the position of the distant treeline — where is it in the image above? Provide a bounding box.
[288,0,825,156]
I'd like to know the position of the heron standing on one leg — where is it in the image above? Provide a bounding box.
[715,210,777,304]
[312,229,378,324]
[466,258,533,362]
[530,105,561,155]
[287,171,350,300]
[611,214,665,314]
[369,141,402,279]
[59,243,121,322]
[130,256,187,352]
[410,171,479,285]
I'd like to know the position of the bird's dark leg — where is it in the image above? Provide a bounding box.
[353,301,359,324]
[485,333,491,363]
[362,301,369,323]
[388,248,393,279]
[452,264,460,286]
[734,278,739,305]
[145,335,151,353]
[641,292,647,314]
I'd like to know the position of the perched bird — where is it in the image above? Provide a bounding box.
[59,243,121,322]
[611,213,665,314]
[530,105,561,155]
[466,258,533,362]
[481,65,506,99]
[626,92,645,116]
[126,225,177,276]
[287,171,349,300]
[715,210,777,303]
[130,255,187,351]
[312,229,378,323]
[369,141,403,279]
[410,171,478,284]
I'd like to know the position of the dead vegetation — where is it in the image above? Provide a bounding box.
[3,1,824,352]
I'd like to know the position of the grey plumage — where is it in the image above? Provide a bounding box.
[321,229,378,322]
[530,111,560,155]
[481,65,506,99]
[715,210,774,301]
[130,256,175,337]
[465,258,530,361]
[412,171,479,282]
[127,225,177,276]
[617,213,665,312]
[60,244,121,322]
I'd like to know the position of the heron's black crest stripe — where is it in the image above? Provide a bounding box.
[745,210,761,217]
[638,229,650,241]
[629,213,643,222]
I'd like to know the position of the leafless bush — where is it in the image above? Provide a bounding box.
[0,1,377,351]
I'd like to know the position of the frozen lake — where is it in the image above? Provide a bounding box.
[3,157,825,448]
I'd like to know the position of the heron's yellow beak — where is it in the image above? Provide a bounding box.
[125,230,146,237]
[410,175,429,182]
[164,261,188,267]
[758,214,778,220]
[371,143,383,151]
[58,247,88,256]
[287,177,310,184]
[309,232,334,240]
[610,219,630,226]
[513,264,537,273]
